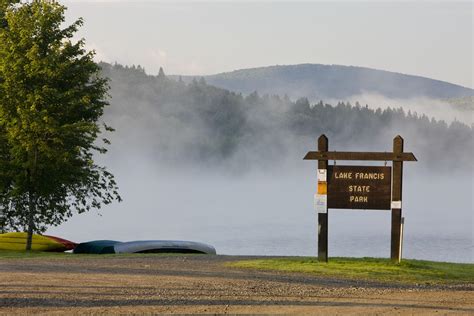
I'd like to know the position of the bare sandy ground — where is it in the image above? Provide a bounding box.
[0,255,473,315]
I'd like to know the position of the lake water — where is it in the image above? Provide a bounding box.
[49,161,473,264]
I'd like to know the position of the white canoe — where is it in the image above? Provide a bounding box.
[113,240,216,255]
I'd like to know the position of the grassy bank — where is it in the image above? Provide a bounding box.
[2,251,472,285]
[0,250,204,259]
[227,257,474,285]
[0,250,82,259]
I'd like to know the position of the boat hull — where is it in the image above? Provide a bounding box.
[73,240,121,254]
[114,240,216,255]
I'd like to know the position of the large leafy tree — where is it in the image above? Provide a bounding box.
[0,0,121,249]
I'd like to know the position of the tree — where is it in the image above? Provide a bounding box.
[158,67,165,78]
[0,0,121,250]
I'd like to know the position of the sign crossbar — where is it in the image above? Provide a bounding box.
[304,151,417,161]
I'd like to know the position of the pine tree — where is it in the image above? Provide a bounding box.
[158,67,165,78]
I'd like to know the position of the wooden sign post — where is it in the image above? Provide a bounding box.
[317,135,328,262]
[304,135,416,263]
[391,136,404,263]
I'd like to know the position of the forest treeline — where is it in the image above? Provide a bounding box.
[100,63,473,171]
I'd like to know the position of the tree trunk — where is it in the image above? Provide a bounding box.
[25,193,36,251]
[0,207,5,234]
[25,146,38,251]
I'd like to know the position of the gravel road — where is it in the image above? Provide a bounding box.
[0,255,473,314]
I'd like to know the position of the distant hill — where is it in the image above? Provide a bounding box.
[175,64,473,101]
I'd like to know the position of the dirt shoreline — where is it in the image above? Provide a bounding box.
[1,255,473,314]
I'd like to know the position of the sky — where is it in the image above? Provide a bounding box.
[62,0,473,89]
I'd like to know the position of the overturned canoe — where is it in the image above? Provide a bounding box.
[0,232,76,252]
[73,240,121,254]
[114,240,216,255]
[72,239,216,255]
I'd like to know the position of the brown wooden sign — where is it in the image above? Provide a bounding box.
[327,165,391,210]
[304,134,417,263]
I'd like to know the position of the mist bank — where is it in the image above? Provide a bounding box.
[334,94,473,126]
[100,63,473,173]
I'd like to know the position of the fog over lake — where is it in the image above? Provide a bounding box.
[49,142,473,263]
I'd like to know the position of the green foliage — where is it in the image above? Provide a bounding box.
[227,257,474,285]
[0,1,120,237]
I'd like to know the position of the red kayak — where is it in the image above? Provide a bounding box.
[43,235,77,251]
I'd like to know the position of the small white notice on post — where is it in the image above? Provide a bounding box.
[317,169,327,182]
[391,201,402,209]
[314,193,327,213]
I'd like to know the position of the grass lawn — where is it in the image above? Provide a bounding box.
[0,250,90,259]
[227,257,474,285]
[0,250,205,259]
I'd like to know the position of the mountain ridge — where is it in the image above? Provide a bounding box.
[172,64,473,101]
